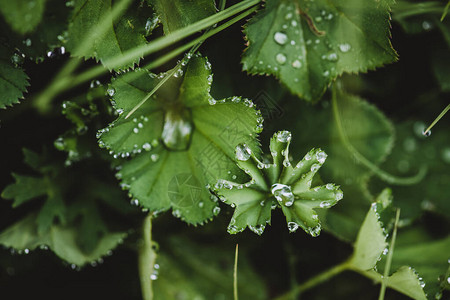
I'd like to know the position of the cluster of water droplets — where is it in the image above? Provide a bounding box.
[251,3,356,82]
[271,183,295,207]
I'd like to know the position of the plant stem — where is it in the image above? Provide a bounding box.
[234,244,239,300]
[423,103,450,136]
[393,1,444,20]
[274,260,351,300]
[378,208,401,300]
[138,214,156,300]
[123,4,258,119]
[33,0,134,113]
[331,85,427,185]
[34,0,261,112]
[442,0,450,21]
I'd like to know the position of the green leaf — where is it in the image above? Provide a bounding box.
[386,267,427,300]
[0,0,47,34]
[98,55,261,224]
[0,149,132,265]
[1,174,48,208]
[0,44,29,109]
[349,198,429,299]
[363,267,428,300]
[370,120,450,220]
[385,232,450,298]
[67,0,152,70]
[242,0,397,101]
[0,0,70,62]
[153,236,268,299]
[149,0,216,35]
[271,88,394,241]
[350,200,388,270]
[0,213,127,266]
[214,130,343,236]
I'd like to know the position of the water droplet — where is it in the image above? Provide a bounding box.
[335,190,343,201]
[292,60,302,69]
[310,163,320,172]
[422,21,432,30]
[133,128,139,133]
[422,129,431,137]
[274,32,288,45]
[151,154,159,162]
[249,225,265,235]
[315,150,327,163]
[23,38,32,47]
[10,52,25,66]
[291,20,297,27]
[285,13,293,20]
[161,109,193,151]
[319,201,332,208]
[143,143,151,151]
[271,183,295,207]
[107,87,115,96]
[287,222,299,232]
[236,144,252,161]
[277,131,292,143]
[290,40,296,45]
[307,224,321,237]
[172,209,181,218]
[339,43,351,52]
[326,53,338,61]
[315,16,323,22]
[130,199,139,206]
[276,53,287,64]
[326,183,334,190]
[213,206,221,215]
[198,202,204,208]
[54,137,65,150]
[322,70,330,77]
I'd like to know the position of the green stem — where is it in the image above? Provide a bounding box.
[274,260,351,300]
[442,1,450,21]
[138,214,156,300]
[423,103,450,136]
[33,0,134,113]
[123,4,258,119]
[34,0,261,111]
[393,2,444,20]
[234,244,239,300]
[104,0,261,69]
[331,86,427,186]
[378,209,400,300]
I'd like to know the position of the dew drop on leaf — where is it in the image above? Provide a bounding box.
[107,87,115,96]
[287,222,299,232]
[292,60,302,69]
[142,143,151,151]
[161,109,193,151]
[235,144,252,161]
[315,150,327,163]
[213,206,221,215]
[339,43,351,52]
[275,53,287,64]
[274,32,288,45]
[271,183,295,207]
[276,130,292,143]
